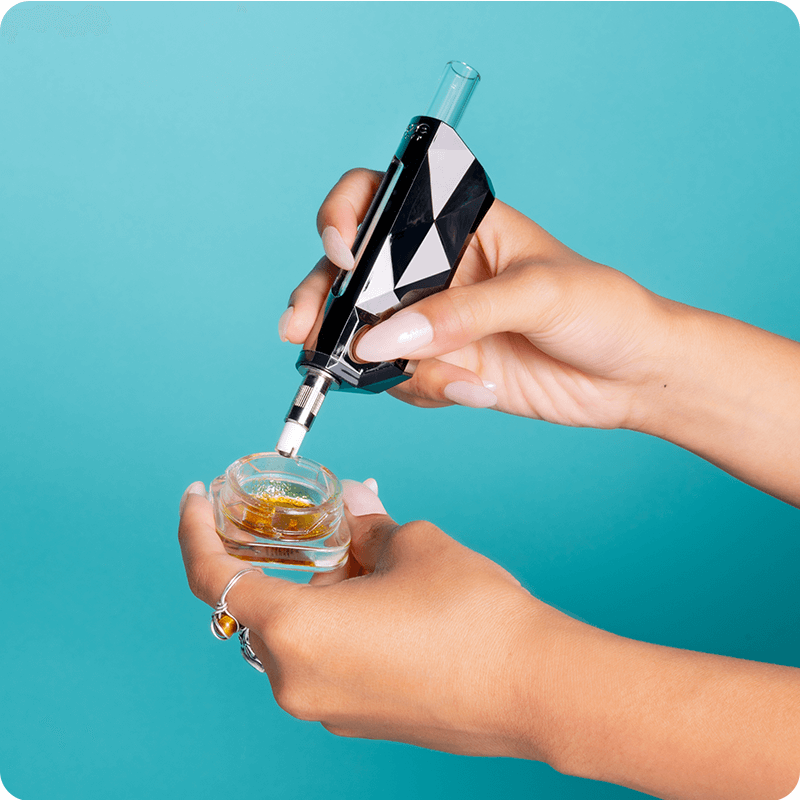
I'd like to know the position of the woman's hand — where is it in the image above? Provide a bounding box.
[178,477,573,762]
[178,479,800,800]
[282,169,800,505]
[283,169,673,430]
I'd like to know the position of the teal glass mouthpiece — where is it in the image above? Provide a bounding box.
[425,61,481,130]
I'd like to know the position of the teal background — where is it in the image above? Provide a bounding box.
[1,2,798,798]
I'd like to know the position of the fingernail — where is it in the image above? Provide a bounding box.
[363,478,379,496]
[482,380,497,392]
[278,307,293,343]
[179,481,207,515]
[355,312,433,362]
[443,381,498,409]
[342,479,386,517]
[321,226,355,271]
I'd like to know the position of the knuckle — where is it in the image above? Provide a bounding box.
[264,613,294,655]
[340,167,363,182]
[321,721,354,738]
[441,287,491,340]
[393,519,449,559]
[403,519,440,537]
[340,167,380,184]
[261,593,315,660]
[273,685,316,721]
[185,554,218,603]
[524,262,567,311]
[319,169,385,232]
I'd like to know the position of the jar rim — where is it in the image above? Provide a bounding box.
[225,451,343,515]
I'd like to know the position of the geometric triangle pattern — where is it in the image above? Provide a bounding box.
[302,115,494,395]
[428,123,475,217]
[354,117,494,317]
[396,225,449,290]
[354,237,400,316]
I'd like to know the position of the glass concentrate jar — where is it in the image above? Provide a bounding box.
[209,452,349,572]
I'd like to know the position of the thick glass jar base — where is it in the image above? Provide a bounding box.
[217,530,349,572]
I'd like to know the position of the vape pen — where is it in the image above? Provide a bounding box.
[276,61,495,458]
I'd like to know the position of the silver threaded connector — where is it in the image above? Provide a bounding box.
[276,368,336,458]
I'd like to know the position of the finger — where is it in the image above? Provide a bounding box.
[281,169,385,344]
[308,478,377,586]
[306,556,367,585]
[386,358,497,409]
[179,480,206,516]
[342,481,460,577]
[354,262,562,363]
[340,479,401,573]
[318,169,385,271]
[315,168,385,250]
[344,196,569,362]
[281,256,339,345]
[307,562,349,586]
[321,226,355,272]
[177,483,297,628]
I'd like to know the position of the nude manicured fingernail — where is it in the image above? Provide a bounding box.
[278,306,293,342]
[482,380,497,391]
[355,312,433,362]
[363,478,379,496]
[443,381,498,409]
[179,481,206,515]
[342,479,386,517]
[321,226,355,271]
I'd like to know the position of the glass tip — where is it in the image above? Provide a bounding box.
[425,61,481,130]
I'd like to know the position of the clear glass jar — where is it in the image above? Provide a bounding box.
[209,452,349,572]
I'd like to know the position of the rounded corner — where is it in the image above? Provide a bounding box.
[1,0,27,29]
[771,0,800,29]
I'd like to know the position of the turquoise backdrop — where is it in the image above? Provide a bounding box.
[1,3,798,799]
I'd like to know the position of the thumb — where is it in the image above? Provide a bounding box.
[354,267,541,363]
[340,479,401,573]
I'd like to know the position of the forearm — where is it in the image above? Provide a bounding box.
[632,299,800,506]
[527,618,800,799]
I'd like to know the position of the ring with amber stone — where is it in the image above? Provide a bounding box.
[210,567,261,641]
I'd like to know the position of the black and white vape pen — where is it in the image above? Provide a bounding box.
[276,61,495,458]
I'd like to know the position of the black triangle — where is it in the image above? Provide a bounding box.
[390,223,434,283]
[396,270,453,303]
[437,159,490,219]
[389,159,435,282]
[394,157,434,231]
[435,194,487,266]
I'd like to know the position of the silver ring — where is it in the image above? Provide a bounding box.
[239,627,266,673]
[210,567,261,640]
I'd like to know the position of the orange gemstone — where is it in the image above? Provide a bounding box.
[217,613,238,638]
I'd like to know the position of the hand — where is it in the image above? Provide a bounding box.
[281,168,675,430]
[178,479,800,799]
[177,477,575,761]
[282,169,800,505]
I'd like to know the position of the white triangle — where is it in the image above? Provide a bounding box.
[430,122,466,152]
[355,238,399,315]
[396,226,449,289]
[428,125,475,217]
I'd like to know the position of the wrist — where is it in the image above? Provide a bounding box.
[624,294,706,438]
[498,601,609,768]
[536,625,800,800]
[624,294,800,504]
